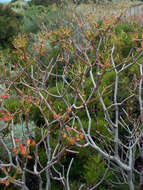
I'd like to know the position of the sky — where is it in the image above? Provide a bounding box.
[0,0,11,2]
[0,0,30,2]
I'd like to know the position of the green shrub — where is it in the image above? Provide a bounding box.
[0,4,22,49]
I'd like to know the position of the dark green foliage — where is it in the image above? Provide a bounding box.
[1,2,143,189]
[114,22,137,57]
[11,0,19,2]
[83,154,110,187]
[30,0,61,6]
[0,4,22,49]
[21,5,48,33]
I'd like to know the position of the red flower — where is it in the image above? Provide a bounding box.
[2,115,13,122]
[19,144,26,155]
[53,114,58,119]
[15,137,19,143]
[0,112,13,122]
[1,94,8,99]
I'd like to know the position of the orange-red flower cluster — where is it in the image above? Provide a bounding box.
[12,138,36,158]
[0,112,13,122]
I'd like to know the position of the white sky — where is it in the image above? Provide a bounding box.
[0,0,30,2]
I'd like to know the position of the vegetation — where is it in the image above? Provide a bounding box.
[0,0,143,190]
[0,3,22,49]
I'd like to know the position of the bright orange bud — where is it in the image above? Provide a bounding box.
[26,139,31,146]
[31,140,36,146]
[12,147,17,153]
[86,34,89,38]
[27,155,32,160]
